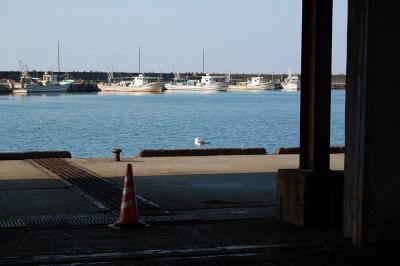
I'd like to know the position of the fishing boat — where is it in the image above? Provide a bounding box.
[58,73,75,87]
[165,73,229,92]
[228,76,275,91]
[165,49,228,92]
[12,71,69,93]
[281,72,301,92]
[98,74,164,93]
[0,80,12,94]
[98,46,164,93]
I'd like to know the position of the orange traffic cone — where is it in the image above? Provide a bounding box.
[110,163,148,229]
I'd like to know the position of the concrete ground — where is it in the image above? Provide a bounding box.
[0,154,361,265]
[69,154,344,177]
[0,154,344,217]
[73,154,343,210]
[0,160,100,218]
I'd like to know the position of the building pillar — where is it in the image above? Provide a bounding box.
[344,0,400,246]
[299,0,332,172]
[277,0,344,227]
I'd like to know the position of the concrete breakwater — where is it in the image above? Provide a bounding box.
[68,82,99,92]
[0,151,71,160]
[139,148,268,157]
[0,146,345,160]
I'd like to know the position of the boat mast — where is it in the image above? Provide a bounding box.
[57,41,60,73]
[202,49,205,73]
[138,46,141,73]
[106,65,114,82]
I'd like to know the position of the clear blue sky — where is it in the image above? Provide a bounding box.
[0,0,347,74]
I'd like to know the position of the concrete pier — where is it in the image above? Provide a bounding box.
[3,154,336,219]
[1,153,398,264]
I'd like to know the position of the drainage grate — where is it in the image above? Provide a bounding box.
[0,207,275,229]
[0,219,26,229]
[23,215,115,227]
[0,215,116,229]
[29,158,168,216]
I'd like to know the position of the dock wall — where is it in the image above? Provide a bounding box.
[0,151,72,160]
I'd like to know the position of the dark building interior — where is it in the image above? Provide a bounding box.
[278,0,400,248]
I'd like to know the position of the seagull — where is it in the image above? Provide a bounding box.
[194,137,209,146]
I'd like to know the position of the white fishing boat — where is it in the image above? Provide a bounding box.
[12,70,69,93]
[281,71,301,92]
[99,46,164,93]
[228,76,275,91]
[98,74,164,93]
[165,73,229,92]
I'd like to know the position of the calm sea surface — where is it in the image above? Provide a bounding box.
[0,91,345,158]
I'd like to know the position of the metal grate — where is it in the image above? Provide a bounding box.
[0,207,275,229]
[0,219,26,229]
[30,158,168,216]
[0,215,115,229]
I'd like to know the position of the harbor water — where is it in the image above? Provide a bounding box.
[0,91,345,158]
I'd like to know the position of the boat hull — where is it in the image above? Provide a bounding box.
[12,84,69,93]
[281,83,300,92]
[165,83,228,92]
[228,83,275,91]
[98,82,164,92]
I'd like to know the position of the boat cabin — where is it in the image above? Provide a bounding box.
[133,74,160,86]
[40,72,58,86]
[201,74,226,85]
[248,77,263,86]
